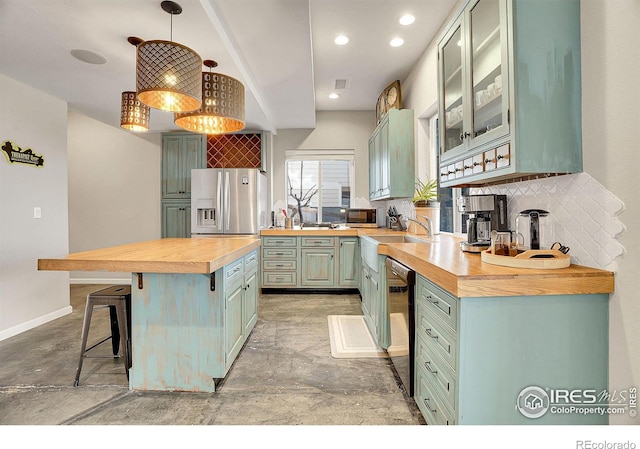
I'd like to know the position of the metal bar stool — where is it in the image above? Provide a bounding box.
[74,285,132,386]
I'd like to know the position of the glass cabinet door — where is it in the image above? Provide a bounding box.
[440,21,464,156]
[469,0,507,142]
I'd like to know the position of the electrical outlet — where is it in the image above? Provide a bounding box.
[33,207,41,219]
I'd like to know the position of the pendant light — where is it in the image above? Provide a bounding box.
[120,37,150,132]
[174,59,245,134]
[136,1,202,112]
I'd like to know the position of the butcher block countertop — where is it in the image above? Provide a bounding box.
[38,238,260,274]
[261,228,615,297]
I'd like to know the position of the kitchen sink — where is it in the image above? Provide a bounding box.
[367,235,431,244]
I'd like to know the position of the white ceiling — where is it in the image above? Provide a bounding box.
[0,0,457,134]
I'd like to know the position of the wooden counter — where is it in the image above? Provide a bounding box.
[260,229,614,297]
[38,237,260,274]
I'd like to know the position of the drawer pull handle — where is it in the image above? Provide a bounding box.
[423,398,437,414]
[275,252,284,255]
[275,264,284,267]
[424,361,437,375]
[426,295,439,305]
[425,328,438,340]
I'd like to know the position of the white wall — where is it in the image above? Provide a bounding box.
[271,110,376,208]
[0,75,71,340]
[580,0,640,425]
[67,111,162,283]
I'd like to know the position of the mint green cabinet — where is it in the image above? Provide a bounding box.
[162,133,205,199]
[161,133,205,238]
[243,251,259,335]
[162,202,191,238]
[338,237,359,287]
[301,248,335,286]
[368,109,415,201]
[261,236,298,288]
[359,236,389,349]
[260,236,360,290]
[438,0,582,187]
[223,258,245,369]
[415,273,609,425]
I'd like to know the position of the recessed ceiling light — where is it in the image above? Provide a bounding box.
[390,37,404,47]
[334,35,349,45]
[399,14,415,26]
[329,93,340,99]
[70,49,107,65]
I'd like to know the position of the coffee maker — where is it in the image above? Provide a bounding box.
[457,194,508,252]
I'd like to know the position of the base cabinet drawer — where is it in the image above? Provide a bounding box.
[415,334,457,413]
[263,260,297,270]
[417,277,458,332]
[263,236,297,247]
[262,271,297,287]
[416,300,458,372]
[415,367,456,425]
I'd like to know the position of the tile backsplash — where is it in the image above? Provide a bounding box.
[472,173,625,271]
[385,172,625,271]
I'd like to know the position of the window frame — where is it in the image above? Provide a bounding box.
[284,150,355,224]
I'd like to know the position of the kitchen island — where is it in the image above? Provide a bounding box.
[38,238,261,392]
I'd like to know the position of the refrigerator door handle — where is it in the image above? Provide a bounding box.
[216,172,223,231]
[225,171,231,231]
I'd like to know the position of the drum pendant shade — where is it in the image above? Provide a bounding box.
[120,91,150,132]
[174,71,245,134]
[136,39,202,112]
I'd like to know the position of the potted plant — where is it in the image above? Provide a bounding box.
[411,176,439,207]
[410,176,440,235]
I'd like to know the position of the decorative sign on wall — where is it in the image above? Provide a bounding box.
[2,141,45,167]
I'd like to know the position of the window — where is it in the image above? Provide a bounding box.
[285,150,354,224]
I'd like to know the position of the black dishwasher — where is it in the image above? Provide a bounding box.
[385,257,415,397]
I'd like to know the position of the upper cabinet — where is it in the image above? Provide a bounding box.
[438,0,582,187]
[162,133,206,199]
[369,108,415,201]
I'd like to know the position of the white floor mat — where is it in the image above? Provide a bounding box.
[327,315,386,359]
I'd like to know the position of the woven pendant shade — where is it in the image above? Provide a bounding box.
[174,71,245,134]
[120,91,150,132]
[136,40,202,112]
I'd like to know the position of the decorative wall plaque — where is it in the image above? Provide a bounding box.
[1,141,44,167]
[376,80,402,124]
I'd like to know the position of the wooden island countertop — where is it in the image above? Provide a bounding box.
[261,228,614,297]
[38,237,260,274]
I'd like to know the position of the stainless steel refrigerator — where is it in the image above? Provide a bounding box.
[191,168,268,236]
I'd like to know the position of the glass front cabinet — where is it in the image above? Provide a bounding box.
[438,0,583,187]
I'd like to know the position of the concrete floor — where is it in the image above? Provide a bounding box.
[0,285,424,426]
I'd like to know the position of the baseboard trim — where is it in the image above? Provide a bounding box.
[0,305,73,342]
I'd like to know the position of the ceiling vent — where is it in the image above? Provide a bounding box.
[333,78,350,90]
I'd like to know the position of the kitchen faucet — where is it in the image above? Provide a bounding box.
[406,215,433,238]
